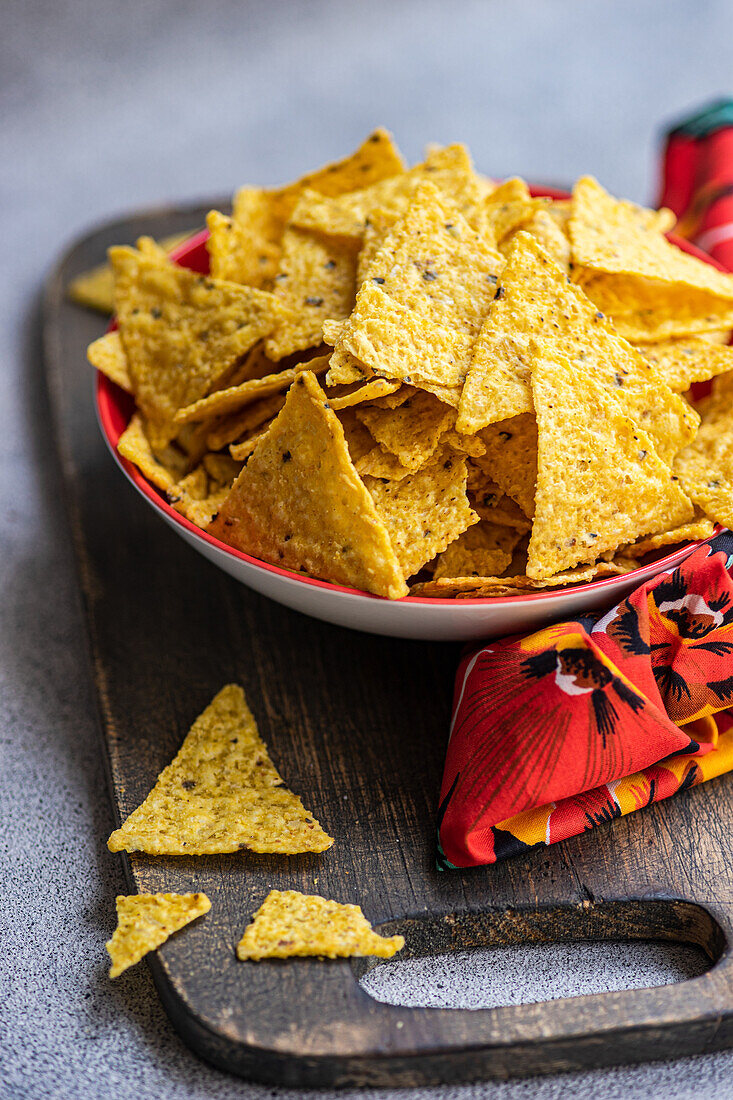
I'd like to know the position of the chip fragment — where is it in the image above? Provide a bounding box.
[209,372,408,597]
[107,684,333,855]
[636,337,733,392]
[236,890,404,961]
[107,893,210,978]
[433,520,521,579]
[87,331,132,392]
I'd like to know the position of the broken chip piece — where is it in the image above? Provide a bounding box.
[107,892,210,978]
[235,889,405,961]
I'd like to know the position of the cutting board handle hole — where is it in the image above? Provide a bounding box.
[355,900,722,1010]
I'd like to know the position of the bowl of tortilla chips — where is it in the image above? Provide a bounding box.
[90,130,731,640]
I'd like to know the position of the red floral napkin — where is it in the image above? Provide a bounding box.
[438,102,733,869]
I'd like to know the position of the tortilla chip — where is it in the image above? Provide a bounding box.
[265,228,358,360]
[506,208,571,269]
[169,465,234,528]
[69,231,193,312]
[355,445,413,481]
[109,243,282,429]
[570,176,733,296]
[674,395,733,529]
[363,449,478,578]
[411,559,636,598]
[228,422,275,462]
[440,429,487,458]
[528,348,693,578]
[636,337,733,392]
[355,390,455,471]
[326,378,401,410]
[466,469,532,530]
[332,183,502,391]
[107,893,211,978]
[207,129,405,288]
[476,177,546,246]
[578,272,733,343]
[108,684,333,855]
[336,407,377,464]
[619,514,715,558]
[205,393,287,451]
[433,521,521,579]
[117,414,184,492]
[209,372,408,597]
[236,889,404,961]
[457,233,698,463]
[290,143,479,240]
[473,414,538,516]
[87,331,132,392]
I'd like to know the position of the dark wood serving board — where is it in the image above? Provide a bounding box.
[44,204,733,1089]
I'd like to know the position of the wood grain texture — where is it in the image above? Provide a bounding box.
[43,205,733,1088]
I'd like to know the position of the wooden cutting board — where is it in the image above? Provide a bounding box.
[43,205,733,1089]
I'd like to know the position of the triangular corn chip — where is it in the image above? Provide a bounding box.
[528,348,693,578]
[570,176,733,296]
[236,890,404,961]
[107,893,210,978]
[110,243,283,431]
[207,129,405,287]
[363,449,478,579]
[117,413,187,491]
[107,684,333,855]
[475,176,547,247]
[457,233,698,464]
[87,330,132,392]
[577,272,733,343]
[636,337,733,392]
[330,182,502,391]
[209,372,408,597]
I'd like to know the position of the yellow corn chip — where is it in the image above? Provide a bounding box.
[356,445,413,481]
[290,143,478,240]
[109,243,282,430]
[578,272,733,343]
[636,337,733,392]
[570,176,733,297]
[69,231,193,312]
[107,893,210,978]
[236,890,404,961]
[675,397,733,529]
[210,372,408,597]
[457,233,698,463]
[440,429,487,458]
[505,207,571,269]
[205,393,287,451]
[207,129,405,287]
[466,468,532,531]
[363,450,478,578]
[473,414,538,516]
[332,183,502,391]
[433,521,521,579]
[476,177,547,246]
[228,422,275,462]
[169,465,234,529]
[326,378,401,410]
[117,414,184,492]
[87,330,132,392]
[528,348,693,578]
[108,684,333,855]
[265,228,358,360]
[619,514,715,558]
[173,355,330,425]
[411,559,636,598]
[355,390,455,471]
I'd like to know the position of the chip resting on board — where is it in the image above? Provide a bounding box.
[107,684,333,855]
[107,893,210,978]
[236,890,405,961]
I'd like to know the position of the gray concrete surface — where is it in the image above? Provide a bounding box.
[3,1,733,1096]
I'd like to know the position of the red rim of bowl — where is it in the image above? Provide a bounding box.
[95,185,724,606]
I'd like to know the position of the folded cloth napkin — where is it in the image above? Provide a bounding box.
[438,103,733,869]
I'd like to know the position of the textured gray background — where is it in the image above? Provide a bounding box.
[3,0,733,1096]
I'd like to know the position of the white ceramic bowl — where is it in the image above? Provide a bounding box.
[95,215,716,641]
